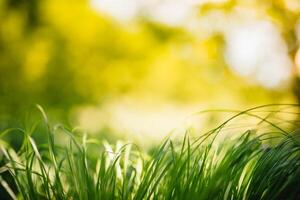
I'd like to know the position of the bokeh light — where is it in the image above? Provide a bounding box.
[0,0,299,144]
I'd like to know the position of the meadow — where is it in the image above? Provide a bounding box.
[1,104,300,200]
[1,0,300,199]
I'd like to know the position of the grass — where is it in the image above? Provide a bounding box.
[1,104,300,199]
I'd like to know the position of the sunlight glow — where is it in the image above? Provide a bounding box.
[77,101,204,145]
[91,0,293,89]
[90,0,228,24]
[225,20,292,88]
[90,0,140,21]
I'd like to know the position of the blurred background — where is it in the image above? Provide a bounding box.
[1,0,300,146]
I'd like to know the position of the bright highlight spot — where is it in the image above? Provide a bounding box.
[77,101,203,145]
[225,20,292,88]
[90,0,140,21]
[90,0,229,25]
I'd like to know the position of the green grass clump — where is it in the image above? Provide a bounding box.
[1,105,300,199]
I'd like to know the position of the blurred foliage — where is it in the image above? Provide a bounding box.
[0,0,298,131]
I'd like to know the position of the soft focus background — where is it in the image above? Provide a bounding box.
[1,0,300,146]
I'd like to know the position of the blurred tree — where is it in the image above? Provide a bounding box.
[0,0,295,130]
[200,0,300,102]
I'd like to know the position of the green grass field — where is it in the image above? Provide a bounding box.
[1,105,300,200]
